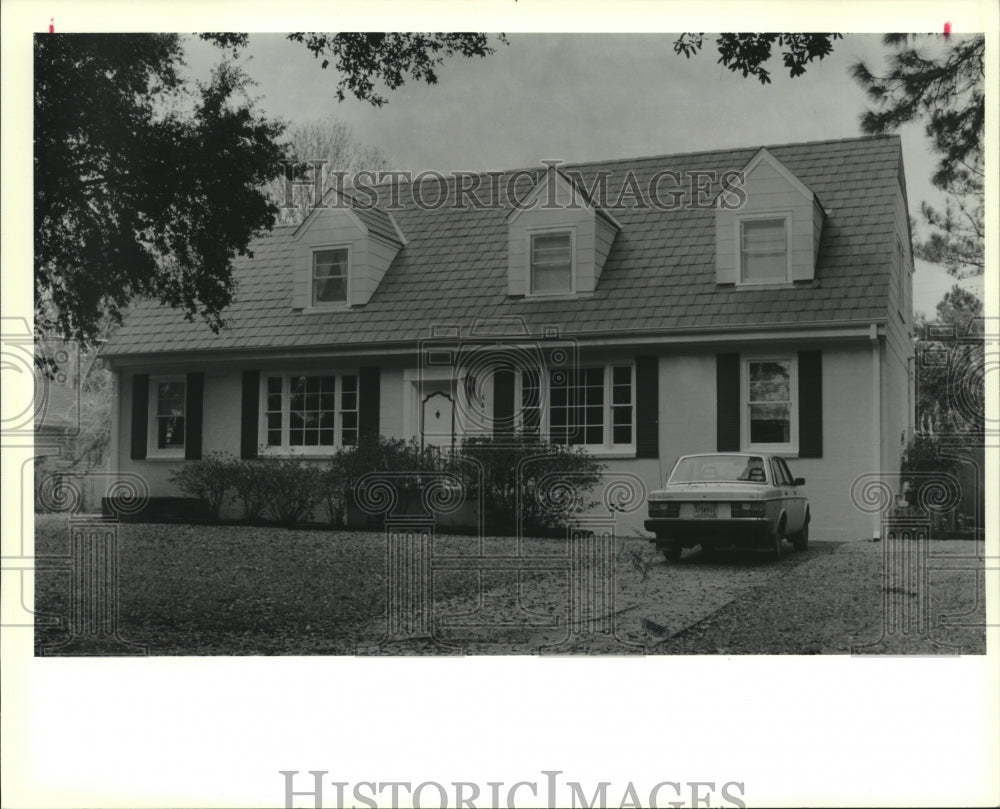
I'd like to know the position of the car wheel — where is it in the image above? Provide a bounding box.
[699,543,715,559]
[662,545,683,562]
[770,522,785,561]
[791,519,809,551]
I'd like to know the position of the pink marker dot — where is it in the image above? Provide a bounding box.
[944,21,952,38]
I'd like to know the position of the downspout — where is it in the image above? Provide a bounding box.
[108,363,120,482]
[870,324,881,539]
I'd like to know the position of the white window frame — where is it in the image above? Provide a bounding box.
[259,370,359,456]
[514,362,636,455]
[147,375,186,459]
[741,355,798,454]
[310,245,351,308]
[735,212,792,286]
[526,227,576,297]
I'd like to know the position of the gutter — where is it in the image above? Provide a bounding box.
[870,323,883,540]
[103,319,889,367]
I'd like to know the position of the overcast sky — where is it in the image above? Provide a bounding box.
[182,32,982,317]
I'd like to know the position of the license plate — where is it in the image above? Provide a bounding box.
[694,503,717,518]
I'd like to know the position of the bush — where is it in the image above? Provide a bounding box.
[329,436,451,521]
[231,460,271,522]
[459,434,605,536]
[263,457,326,525]
[168,452,233,519]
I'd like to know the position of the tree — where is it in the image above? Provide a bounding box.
[852,34,984,278]
[914,285,983,435]
[35,33,504,351]
[201,33,505,107]
[35,34,286,347]
[672,34,843,83]
[265,115,390,225]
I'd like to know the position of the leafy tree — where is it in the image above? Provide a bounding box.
[200,33,505,107]
[672,34,842,83]
[35,34,286,348]
[914,285,983,434]
[266,115,390,225]
[35,33,503,351]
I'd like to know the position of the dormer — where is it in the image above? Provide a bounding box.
[507,168,620,297]
[715,148,825,286]
[291,192,405,309]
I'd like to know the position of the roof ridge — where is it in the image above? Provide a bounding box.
[345,133,901,189]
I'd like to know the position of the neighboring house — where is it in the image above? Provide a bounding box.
[101,134,915,540]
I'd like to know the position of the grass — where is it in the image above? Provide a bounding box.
[32,515,570,655]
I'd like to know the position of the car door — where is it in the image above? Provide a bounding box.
[775,457,805,532]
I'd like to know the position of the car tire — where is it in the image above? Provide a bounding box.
[699,543,715,559]
[662,545,683,562]
[791,519,810,551]
[770,521,785,561]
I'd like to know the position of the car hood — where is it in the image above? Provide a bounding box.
[648,482,776,501]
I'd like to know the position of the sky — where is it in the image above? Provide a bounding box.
[182,32,984,317]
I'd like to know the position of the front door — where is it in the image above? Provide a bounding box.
[421,388,455,451]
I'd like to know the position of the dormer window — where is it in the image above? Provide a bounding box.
[739,216,789,283]
[312,248,348,305]
[529,231,574,295]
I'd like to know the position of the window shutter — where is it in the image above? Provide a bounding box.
[130,374,149,460]
[359,366,380,443]
[240,371,259,459]
[635,356,659,458]
[716,354,741,451]
[798,351,823,457]
[492,367,515,437]
[184,372,204,460]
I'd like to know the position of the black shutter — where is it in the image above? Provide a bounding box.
[240,370,259,459]
[492,367,515,438]
[635,356,659,458]
[184,372,204,460]
[130,373,149,460]
[798,351,823,458]
[716,353,740,452]
[359,366,381,443]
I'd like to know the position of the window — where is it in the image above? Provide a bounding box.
[739,217,788,283]
[519,364,634,451]
[149,377,185,455]
[262,372,359,452]
[312,248,348,305]
[743,357,797,451]
[529,231,573,294]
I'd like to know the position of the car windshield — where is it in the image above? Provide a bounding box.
[669,455,769,484]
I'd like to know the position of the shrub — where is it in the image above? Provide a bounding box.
[168,453,233,519]
[328,436,451,521]
[459,434,605,536]
[231,460,271,521]
[264,457,326,525]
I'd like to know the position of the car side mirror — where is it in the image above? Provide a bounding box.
[793,477,806,487]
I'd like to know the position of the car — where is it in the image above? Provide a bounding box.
[644,452,810,562]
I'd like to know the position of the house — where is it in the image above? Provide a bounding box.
[100,134,915,540]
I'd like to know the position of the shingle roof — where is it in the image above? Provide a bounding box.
[104,135,905,357]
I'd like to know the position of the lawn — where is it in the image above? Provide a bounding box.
[32,515,576,655]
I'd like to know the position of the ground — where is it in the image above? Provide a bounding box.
[32,515,986,655]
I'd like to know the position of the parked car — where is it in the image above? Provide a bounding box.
[644,453,809,561]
